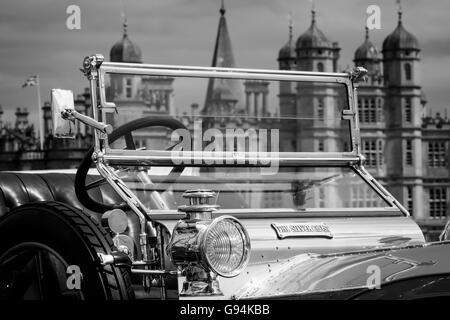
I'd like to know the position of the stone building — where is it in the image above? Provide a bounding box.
[0,92,93,170]
[106,18,176,150]
[277,8,449,240]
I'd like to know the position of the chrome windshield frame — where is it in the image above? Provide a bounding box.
[81,54,408,216]
[95,60,360,165]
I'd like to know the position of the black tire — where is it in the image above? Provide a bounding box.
[0,201,134,300]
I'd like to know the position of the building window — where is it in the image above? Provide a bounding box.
[318,188,325,208]
[376,98,383,122]
[317,139,325,152]
[125,78,133,98]
[349,184,383,208]
[369,98,376,122]
[428,141,447,167]
[358,98,366,122]
[350,185,364,207]
[317,62,324,72]
[316,98,324,120]
[405,140,413,166]
[404,63,412,81]
[362,139,383,167]
[264,192,282,208]
[429,187,447,219]
[378,140,384,164]
[404,98,412,123]
[406,186,413,215]
[358,98,379,123]
[149,90,167,108]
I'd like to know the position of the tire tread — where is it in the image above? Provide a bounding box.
[1,201,135,300]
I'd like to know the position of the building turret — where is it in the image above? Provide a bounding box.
[15,108,29,131]
[295,9,340,72]
[382,8,424,219]
[109,18,142,102]
[278,16,296,71]
[354,27,382,84]
[110,18,142,63]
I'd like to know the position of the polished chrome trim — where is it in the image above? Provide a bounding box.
[140,208,402,221]
[100,61,351,80]
[101,66,347,83]
[61,109,112,134]
[201,215,251,278]
[131,269,178,275]
[96,59,360,159]
[102,150,361,167]
[95,161,155,262]
[355,165,410,216]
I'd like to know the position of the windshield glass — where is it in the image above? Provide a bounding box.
[97,71,392,212]
[111,166,390,211]
[103,74,353,155]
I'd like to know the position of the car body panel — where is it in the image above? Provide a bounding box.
[156,214,425,299]
[232,241,450,299]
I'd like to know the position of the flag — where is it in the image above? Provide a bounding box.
[22,75,38,88]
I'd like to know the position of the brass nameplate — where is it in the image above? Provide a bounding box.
[271,222,333,239]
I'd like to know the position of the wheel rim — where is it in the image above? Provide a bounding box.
[0,242,84,300]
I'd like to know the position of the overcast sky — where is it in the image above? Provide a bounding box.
[1,0,449,128]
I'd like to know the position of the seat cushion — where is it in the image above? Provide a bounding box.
[0,172,122,220]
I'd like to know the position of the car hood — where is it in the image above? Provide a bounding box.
[156,212,426,299]
[233,241,450,299]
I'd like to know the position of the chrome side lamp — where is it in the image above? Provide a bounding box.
[168,189,251,296]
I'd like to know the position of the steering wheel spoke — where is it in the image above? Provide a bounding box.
[124,132,136,150]
[85,177,108,191]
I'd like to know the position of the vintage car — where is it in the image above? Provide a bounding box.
[0,54,449,300]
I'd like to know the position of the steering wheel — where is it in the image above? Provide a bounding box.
[75,117,188,213]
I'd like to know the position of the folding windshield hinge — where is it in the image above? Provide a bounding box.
[341,109,354,121]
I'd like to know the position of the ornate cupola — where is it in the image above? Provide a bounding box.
[354,27,382,79]
[382,7,420,86]
[296,9,331,51]
[382,11,420,54]
[107,16,143,102]
[278,15,296,70]
[355,27,379,62]
[110,19,142,63]
[295,8,340,72]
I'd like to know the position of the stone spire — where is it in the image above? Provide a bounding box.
[203,1,244,113]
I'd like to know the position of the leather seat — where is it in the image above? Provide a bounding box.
[0,172,122,220]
